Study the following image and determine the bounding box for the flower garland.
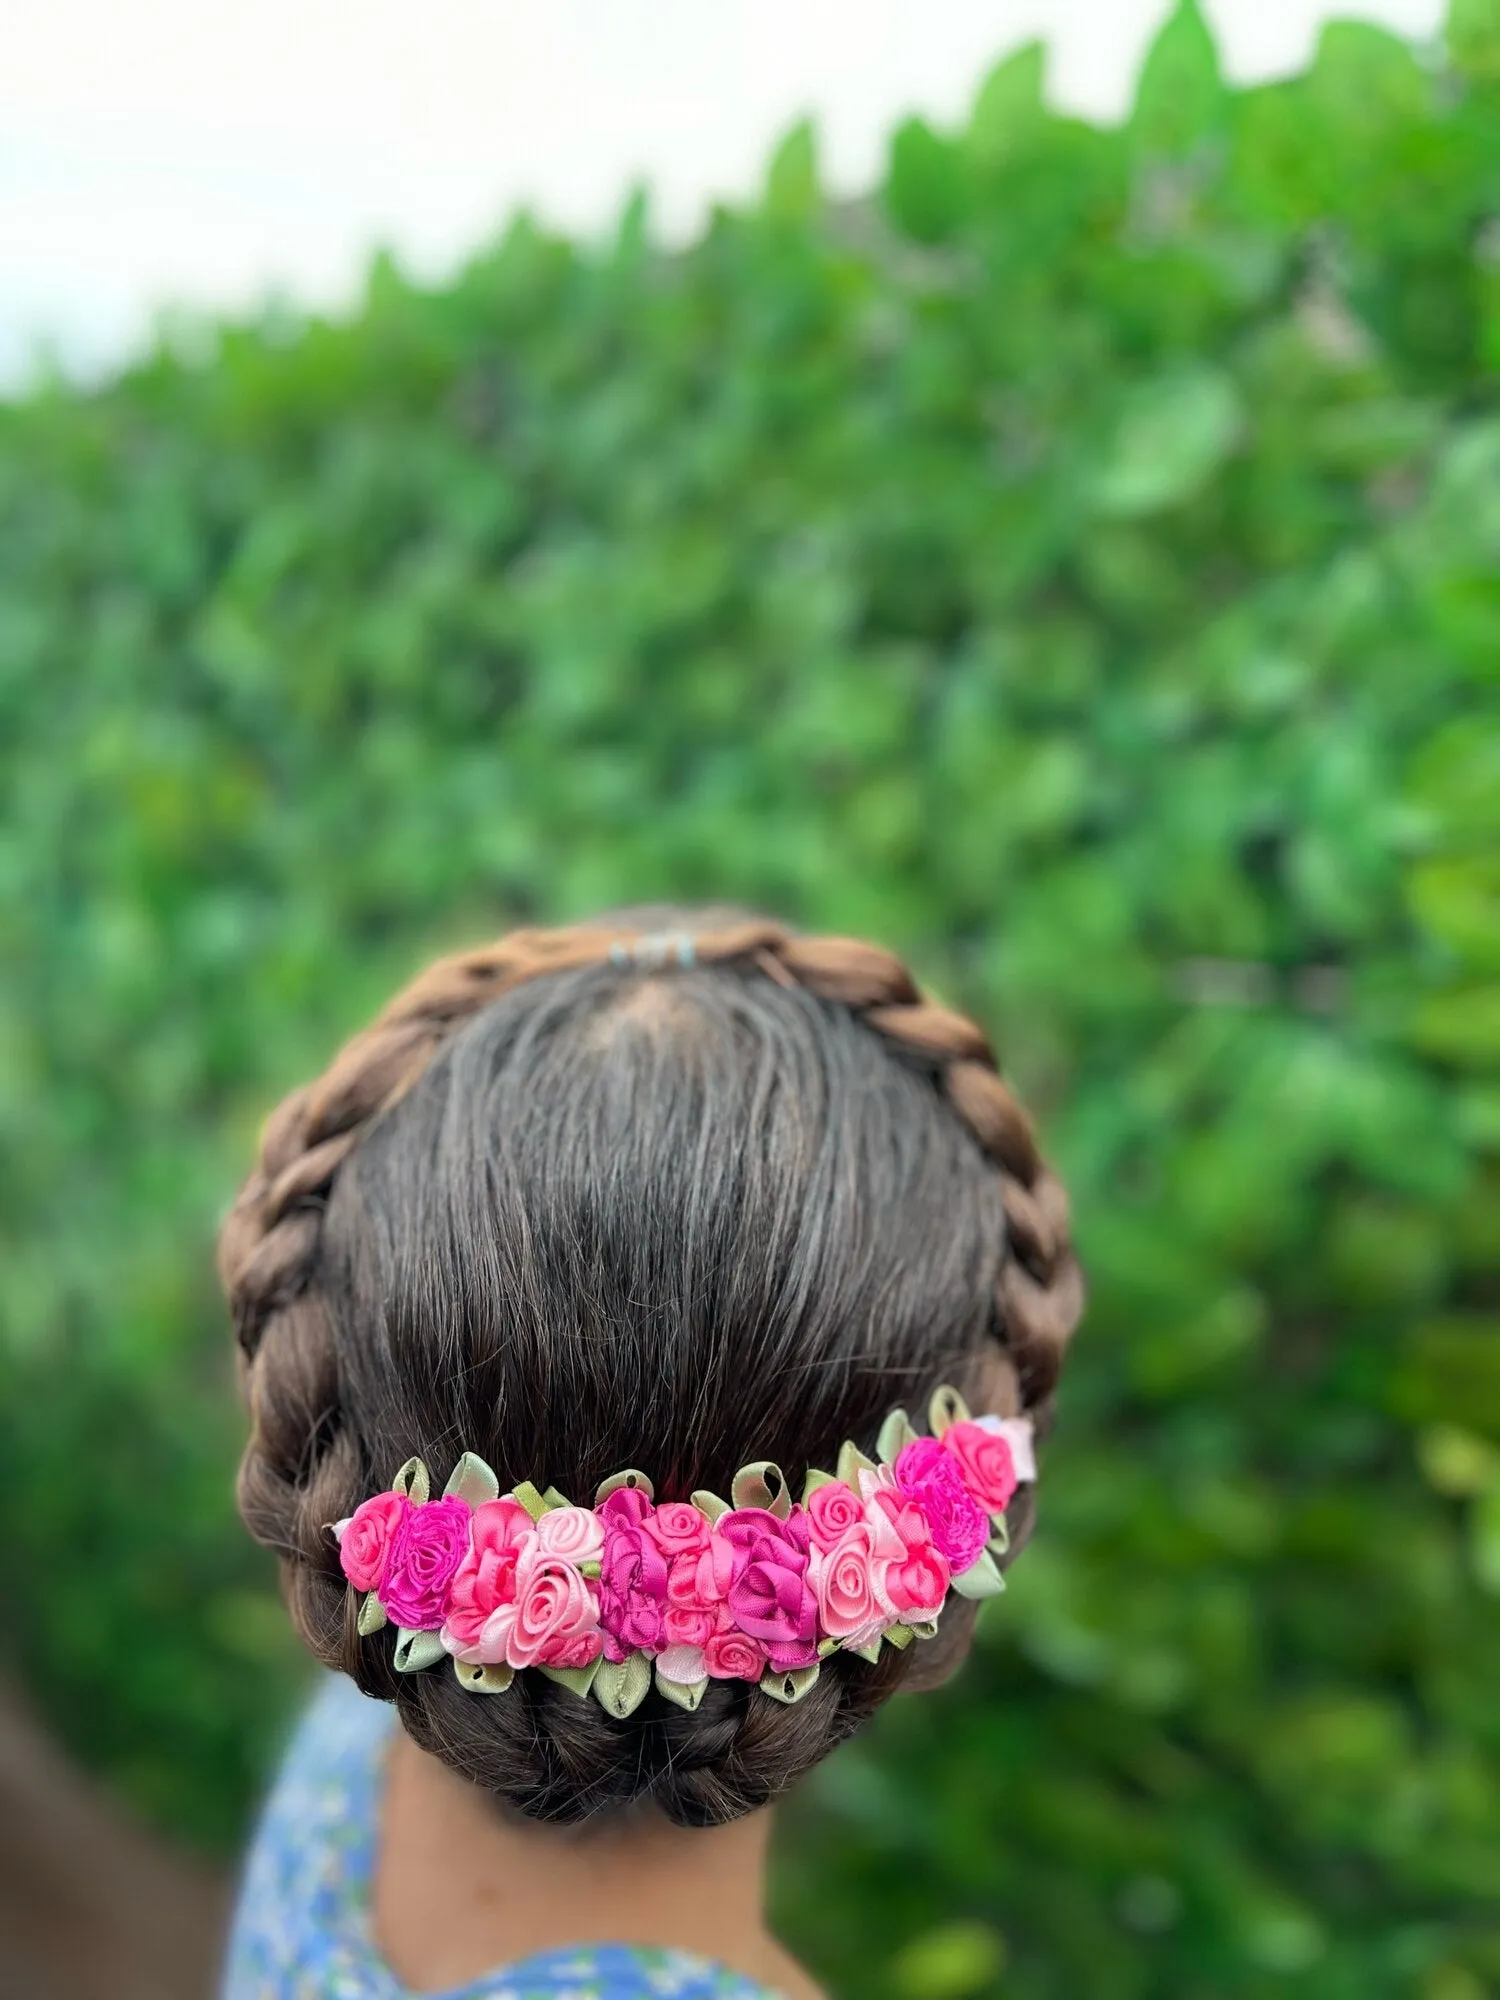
[334,1387,1035,1715]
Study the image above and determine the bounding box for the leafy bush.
[2,3,1498,1993]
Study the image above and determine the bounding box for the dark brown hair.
[218,915,1082,1825]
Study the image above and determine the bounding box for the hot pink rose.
[871,1488,951,1617]
[805,1480,865,1552]
[505,1542,603,1669]
[704,1629,768,1681]
[894,1438,990,1572]
[809,1521,895,1645]
[336,1491,409,1594]
[381,1495,473,1631]
[644,1502,712,1562]
[719,1507,818,1671]
[441,1497,535,1660]
[598,1488,669,1662]
[536,1505,604,1565]
[941,1420,1018,1515]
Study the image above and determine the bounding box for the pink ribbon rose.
[719,1507,818,1671]
[335,1490,409,1595]
[704,1629,768,1681]
[869,1487,951,1617]
[809,1520,896,1647]
[597,1486,669,1662]
[893,1437,990,1572]
[381,1495,474,1632]
[644,1502,712,1562]
[941,1419,1019,1516]
[805,1479,864,1552]
[536,1505,604,1565]
[505,1542,603,1670]
[441,1497,534,1661]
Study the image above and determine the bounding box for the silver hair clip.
[607,931,696,970]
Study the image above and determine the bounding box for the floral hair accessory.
[332,1386,1035,1715]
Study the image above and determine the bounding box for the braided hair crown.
[219,915,1083,1825]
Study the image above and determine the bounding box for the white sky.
[0,0,1444,388]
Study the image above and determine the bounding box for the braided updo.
[219,915,1082,1825]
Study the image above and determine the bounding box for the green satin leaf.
[655,1665,708,1711]
[906,1617,941,1641]
[393,1627,446,1673]
[877,1408,919,1465]
[730,1460,792,1519]
[452,1657,513,1695]
[578,1558,602,1579]
[391,1457,431,1504]
[846,1635,885,1664]
[927,1385,972,1438]
[761,1663,820,1705]
[594,1468,656,1508]
[691,1489,730,1522]
[594,1652,653,1718]
[883,1623,916,1650]
[837,1440,878,1488]
[357,1591,387,1637]
[443,1452,500,1507]
[801,1469,838,1504]
[988,1515,1011,1557]
[538,1659,601,1699]
[510,1480,548,1521]
[951,1550,1005,1600]
[541,1486,572,1512]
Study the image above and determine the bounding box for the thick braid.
[219,917,1079,1823]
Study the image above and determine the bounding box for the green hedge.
[2,3,1498,1993]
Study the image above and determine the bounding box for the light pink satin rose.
[975,1413,1037,1485]
[536,1505,604,1565]
[870,1488,951,1618]
[644,1502,712,1562]
[441,1497,535,1663]
[809,1521,896,1646]
[656,1641,708,1685]
[941,1420,1018,1515]
[504,1541,603,1670]
[335,1491,409,1594]
[805,1480,864,1552]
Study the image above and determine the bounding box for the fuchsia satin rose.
[381,1495,474,1631]
[536,1505,604,1565]
[597,1486,669,1662]
[809,1521,894,1646]
[894,1437,990,1572]
[441,1497,534,1660]
[336,1490,409,1594]
[941,1420,1018,1516]
[505,1543,603,1670]
[870,1488,951,1617]
[719,1507,818,1670]
[805,1479,864,1552]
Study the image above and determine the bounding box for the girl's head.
[220,913,1082,1826]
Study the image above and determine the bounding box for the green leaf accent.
[452,1658,513,1695]
[655,1664,708,1711]
[906,1618,941,1642]
[538,1659,601,1700]
[391,1457,430,1504]
[443,1452,499,1507]
[578,1558,602,1580]
[730,1460,792,1519]
[540,1486,572,1512]
[883,1624,916,1651]
[800,1469,838,1504]
[837,1440,878,1489]
[393,1627,446,1673]
[691,1489,731,1523]
[845,1636,885,1665]
[594,1652,653,1719]
[951,1550,1005,1601]
[816,1636,841,1659]
[761,1663,820,1705]
[593,1468,655,1509]
[988,1515,1011,1558]
[510,1480,548,1521]
[356,1591,387,1637]
[876,1408,918,1465]
[927,1387,972,1439]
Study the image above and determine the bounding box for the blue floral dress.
[223,1676,781,2000]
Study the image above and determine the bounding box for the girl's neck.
[374,1727,824,2000]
